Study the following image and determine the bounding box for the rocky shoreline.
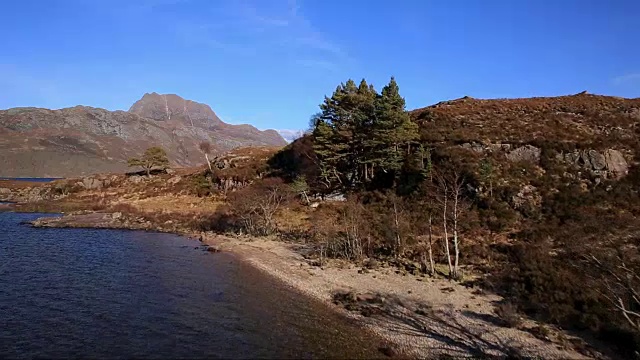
[25,210,596,359]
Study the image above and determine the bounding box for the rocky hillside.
[0,93,287,177]
[410,92,639,180]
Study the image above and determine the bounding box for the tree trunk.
[204,153,213,172]
[145,167,151,177]
[428,214,435,275]
[453,188,460,279]
[442,184,453,278]
[393,200,401,257]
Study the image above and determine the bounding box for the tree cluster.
[312,77,420,190]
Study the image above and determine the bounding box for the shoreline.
[23,210,598,359]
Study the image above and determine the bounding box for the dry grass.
[0,179,48,189]
[124,194,224,214]
[411,93,640,149]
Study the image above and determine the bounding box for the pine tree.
[311,77,418,191]
[313,79,379,188]
[311,115,339,188]
[354,79,378,182]
[372,77,419,179]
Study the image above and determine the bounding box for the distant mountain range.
[0,93,287,177]
[276,129,305,143]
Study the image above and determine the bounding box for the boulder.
[325,192,346,202]
[586,150,606,170]
[506,145,541,163]
[563,151,581,165]
[512,185,541,209]
[82,177,103,190]
[167,176,182,185]
[604,149,629,178]
[461,142,485,153]
[26,187,46,202]
[128,175,144,184]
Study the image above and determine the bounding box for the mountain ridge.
[0,93,287,177]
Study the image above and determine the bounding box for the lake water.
[0,177,61,182]
[0,212,383,359]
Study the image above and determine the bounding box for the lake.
[0,212,383,359]
[0,178,61,182]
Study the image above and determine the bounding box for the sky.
[1,0,639,132]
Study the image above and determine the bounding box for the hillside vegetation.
[245,81,640,357]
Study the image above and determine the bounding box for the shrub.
[495,302,522,328]
[226,177,293,236]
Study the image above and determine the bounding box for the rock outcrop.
[458,140,631,180]
[505,145,542,163]
[558,149,629,178]
[604,149,629,178]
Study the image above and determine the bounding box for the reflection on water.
[0,213,383,359]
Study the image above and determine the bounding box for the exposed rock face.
[458,139,632,181]
[129,93,224,128]
[0,93,286,177]
[559,149,629,178]
[604,149,629,178]
[585,150,606,170]
[505,145,542,163]
[82,177,103,190]
[129,93,286,146]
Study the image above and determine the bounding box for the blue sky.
[1,0,638,132]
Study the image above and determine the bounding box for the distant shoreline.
[0,177,62,182]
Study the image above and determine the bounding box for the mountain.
[0,93,287,177]
[276,129,305,143]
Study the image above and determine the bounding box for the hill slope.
[411,92,640,148]
[0,93,287,177]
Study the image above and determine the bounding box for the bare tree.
[586,247,640,332]
[199,141,213,173]
[450,171,466,279]
[435,170,467,279]
[426,210,436,275]
[228,178,291,236]
[436,173,454,278]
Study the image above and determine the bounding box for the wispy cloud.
[612,73,640,85]
[173,21,258,56]
[166,0,353,71]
